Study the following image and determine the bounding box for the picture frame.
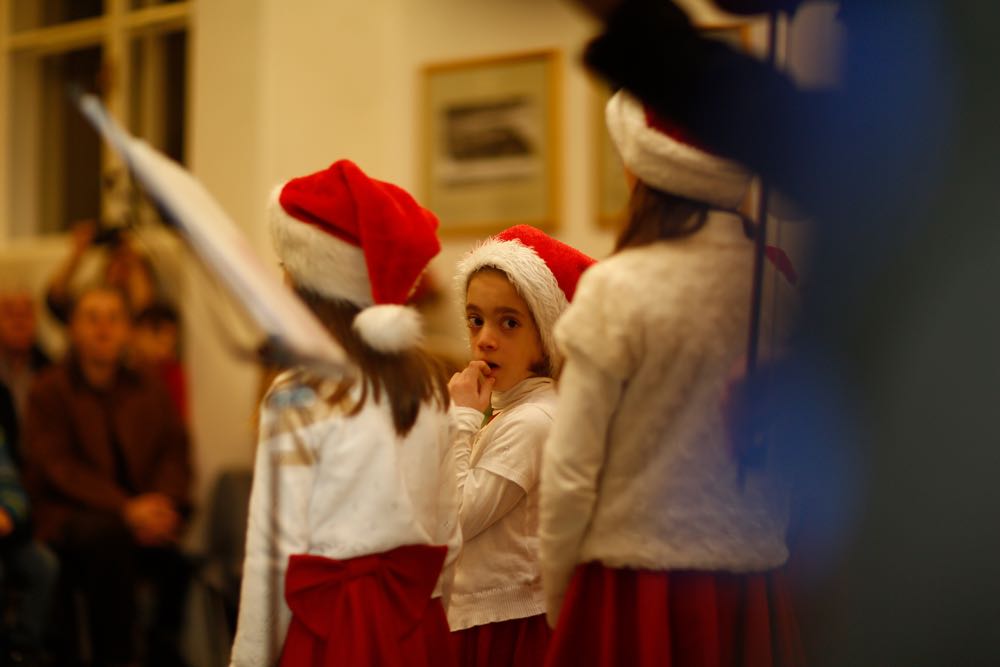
[421,50,560,236]
[594,23,753,227]
[593,78,630,228]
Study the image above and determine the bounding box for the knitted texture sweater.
[540,213,789,620]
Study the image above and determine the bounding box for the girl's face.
[465,270,544,392]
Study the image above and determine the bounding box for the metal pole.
[746,9,781,375]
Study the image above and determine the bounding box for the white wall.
[178,0,266,546]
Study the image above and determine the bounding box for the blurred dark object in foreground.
[712,0,803,14]
[576,0,1000,664]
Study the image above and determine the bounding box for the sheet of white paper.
[78,94,349,376]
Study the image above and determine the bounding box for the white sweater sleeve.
[436,416,464,604]
[460,469,527,540]
[540,265,636,626]
[539,356,623,626]
[230,402,323,667]
[450,405,528,541]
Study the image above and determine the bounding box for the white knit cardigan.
[540,212,790,623]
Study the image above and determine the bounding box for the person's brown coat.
[23,358,193,543]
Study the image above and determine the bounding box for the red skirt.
[545,563,804,667]
[279,544,457,667]
[452,614,551,667]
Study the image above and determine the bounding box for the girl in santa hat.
[447,226,595,667]
[230,160,461,667]
[540,91,802,667]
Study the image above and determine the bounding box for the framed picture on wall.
[594,78,630,228]
[421,50,559,236]
[594,23,753,228]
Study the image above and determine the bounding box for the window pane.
[10,0,104,32]
[128,30,187,226]
[129,30,187,164]
[8,47,103,238]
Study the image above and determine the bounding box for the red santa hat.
[269,159,440,353]
[455,225,596,374]
[605,90,752,210]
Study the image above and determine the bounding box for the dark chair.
[187,468,253,667]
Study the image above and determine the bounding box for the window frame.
[0,0,192,242]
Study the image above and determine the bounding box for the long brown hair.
[614,181,711,252]
[294,287,450,436]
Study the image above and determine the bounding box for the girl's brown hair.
[295,286,450,436]
[614,181,711,252]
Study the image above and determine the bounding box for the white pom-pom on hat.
[352,304,423,354]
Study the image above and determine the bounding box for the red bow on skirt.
[280,544,449,667]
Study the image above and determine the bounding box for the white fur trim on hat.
[606,91,752,210]
[268,185,373,306]
[455,238,569,374]
[352,304,423,353]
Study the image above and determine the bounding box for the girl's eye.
[501,318,520,330]
[466,315,483,328]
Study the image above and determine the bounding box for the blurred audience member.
[132,302,187,422]
[0,383,15,468]
[24,285,193,667]
[0,290,50,461]
[45,220,158,325]
[0,388,58,667]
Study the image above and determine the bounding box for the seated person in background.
[24,285,193,667]
[131,301,187,422]
[0,386,58,667]
[0,289,50,461]
[45,220,158,325]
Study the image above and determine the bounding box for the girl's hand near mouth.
[449,360,495,412]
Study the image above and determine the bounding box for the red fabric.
[278,160,441,306]
[643,106,712,154]
[279,545,456,667]
[452,614,552,667]
[158,360,188,422]
[494,225,596,302]
[764,246,799,286]
[545,563,804,667]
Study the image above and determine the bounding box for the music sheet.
[78,93,349,376]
